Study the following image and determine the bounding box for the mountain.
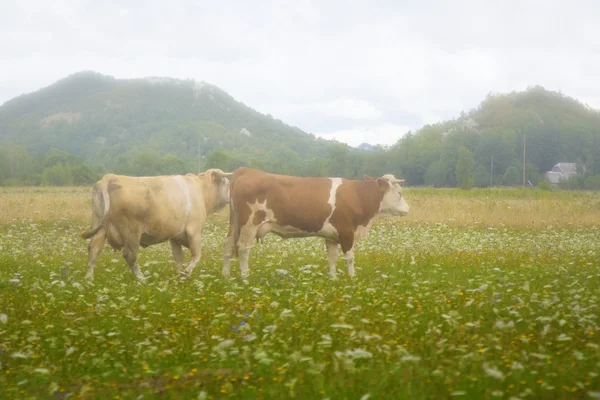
[357,143,376,151]
[0,71,345,174]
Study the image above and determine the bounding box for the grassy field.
[2,185,600,228]
[0,186,599,399]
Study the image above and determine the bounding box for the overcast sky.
[1,0,598,147]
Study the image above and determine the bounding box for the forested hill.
[1,72,600,190]
[0,71,346,178]
[391,86,600,188]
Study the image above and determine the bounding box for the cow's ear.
[376,178,390,192]
[208,169,233,183]
[364,174,375,181]
[205,170,221,183]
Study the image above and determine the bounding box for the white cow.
[81,169,232,281]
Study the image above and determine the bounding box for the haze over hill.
[1,72,600,190]
[0,71,352,171]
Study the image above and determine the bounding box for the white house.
[544,163,577,184]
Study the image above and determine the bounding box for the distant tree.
[246,158,265,171]
[114,156,132,175]
[503,166,521,186]
[455,146,474,190]
[559,174,585,190]
[538,179,552,191]
[72,164,98,185]
[227,157,246,171]
[1,145,34,182]
[0,148,8,185]
[584,175,600,190]
[44,148,83,168]
[525,162,541,185]
[474,132,516,177]
[425,160,448,187]
[159,154,187,175]
[304,157,328,177]
[203,151,232,171]
[473,164,490,188]
[131,150,160,176]
[42,164,73,186]
[327,145,351,177]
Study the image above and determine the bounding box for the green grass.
[1,218,599,399]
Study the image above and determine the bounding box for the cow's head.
[365,174,410,216]
[200,169,233,211]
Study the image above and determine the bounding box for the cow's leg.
[123,239,145,281]
[222,231,235,279]
[85,229,106,281]
[237,225,257,279]
[223,205,239,279]
[238,246,251,279]
[170,239,184,274]
[339,233,356,278]
[325,240,339,279]
[182,231,203,278]
[344,248,356,278]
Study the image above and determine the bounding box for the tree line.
[0,143,399,186]
[2,82,600,189]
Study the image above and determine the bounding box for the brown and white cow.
[222,167,409,279]
[80,169,232,281]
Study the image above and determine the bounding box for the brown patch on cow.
[253,210,266,225]
[328,179,386,252]
[231,168,332,233]
[330,180,384,227]
[337,232,354,253]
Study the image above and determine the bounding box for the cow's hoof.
[180,268,194,280]
[329,273,338,280]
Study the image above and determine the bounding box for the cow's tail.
[80,182,109,240]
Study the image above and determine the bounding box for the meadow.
[0,186,599,399]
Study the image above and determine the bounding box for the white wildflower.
[483,363,504,380]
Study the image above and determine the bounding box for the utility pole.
[490,154,494,187]
[522,133,527,187]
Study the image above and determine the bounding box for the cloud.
[310,97,383,121]
[1,0,599,147]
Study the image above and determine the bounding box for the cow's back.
[231,168,333,233]
[102,175,151,220]
[102,174,191,232]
